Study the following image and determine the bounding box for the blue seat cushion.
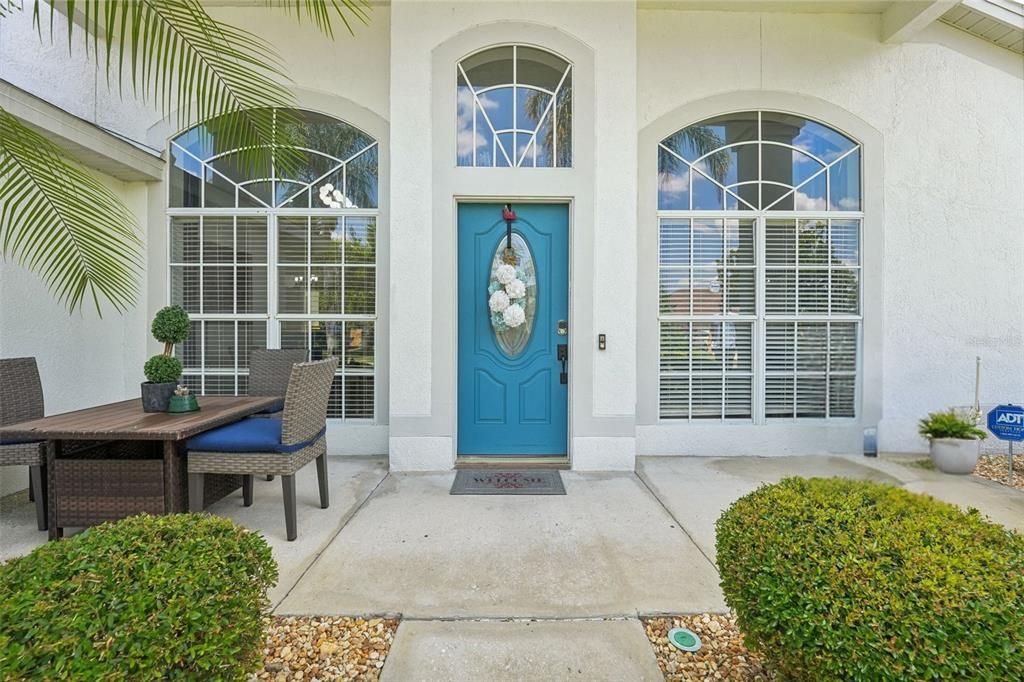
[0,438,42,446]
[187,417,324,454]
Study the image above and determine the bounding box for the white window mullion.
[754,215,766,425]
[512,44,517,169]
[198,216,205,317]
[232,216,239,394]
[719,320,727,420]
[268,214,280,349]
[687,219,694,420]
[792,321,800,420]
[825,221,834,418]
[306,216,313,317]
[757,111,763,211]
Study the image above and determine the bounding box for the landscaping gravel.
[254,616,399,681]
[975,454,1024,491]
[643,614,774,681]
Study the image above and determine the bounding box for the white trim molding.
[1,81,163,182]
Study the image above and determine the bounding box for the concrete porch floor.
[2,453,1021,680]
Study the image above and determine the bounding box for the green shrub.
[0,514,277,681]
[716,477,1024,681]
[144,353,183,384]
[919,409,987,440]
[151,304,191,346]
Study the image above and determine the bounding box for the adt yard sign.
[987,404,1024,442]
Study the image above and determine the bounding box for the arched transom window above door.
[457,45,572,168]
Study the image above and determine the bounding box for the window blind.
[659,218,756,420]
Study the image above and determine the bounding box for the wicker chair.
[249,348,308,482]
[249,349,308,414]
[0,358,47,530]
[187,357,338,541]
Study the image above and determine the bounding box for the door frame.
[453,196,574,463]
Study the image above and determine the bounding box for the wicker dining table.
[0,396,278,540]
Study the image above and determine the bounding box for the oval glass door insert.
[486,232,537,357]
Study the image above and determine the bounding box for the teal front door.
[457,203,569,456]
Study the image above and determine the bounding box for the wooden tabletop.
[0,396,279,441]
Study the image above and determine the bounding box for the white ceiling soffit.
[941,0,1024,53]
[882,1,960,42]
[0,81,164,182]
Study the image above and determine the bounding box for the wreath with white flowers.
[488,262,529,330]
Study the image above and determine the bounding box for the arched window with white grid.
[657,111,862,421]
[167,108,379,421]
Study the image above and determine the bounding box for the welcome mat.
[450,469,566,495]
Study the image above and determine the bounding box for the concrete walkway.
[3,453,1021,680]
[276,471,724,618]
[0,456,390,608]
[379,619,663,682]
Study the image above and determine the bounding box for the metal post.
[1009,441,1014,484]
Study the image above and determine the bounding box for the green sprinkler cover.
[667,627,702,652]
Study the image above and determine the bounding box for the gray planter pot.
[141,382,177,413]
[929,437,981,475]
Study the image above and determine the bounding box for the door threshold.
[456,456,570,470]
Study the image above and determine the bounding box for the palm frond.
[0,1,20,18]
[264,0,371,38]
[0,108,143,315]
[659,126,731,183]
[43,0,304,176]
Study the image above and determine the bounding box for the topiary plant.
[918,409,988,440]
[144,305,190,384]
[716,477,1024,681]
[0,513,277,680]
[151,305,191,355]
[144,354,183,384]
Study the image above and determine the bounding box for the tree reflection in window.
[457,45,572,168]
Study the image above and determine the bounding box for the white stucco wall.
[0,4,393,145]
[200,5,391,126]
[0,174,149,497]
[636,10,1024,455]
[0,7,162,146]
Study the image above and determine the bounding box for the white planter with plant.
[918,410,987,475]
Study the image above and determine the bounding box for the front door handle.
[557,343,568,384]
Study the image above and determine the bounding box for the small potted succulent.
[918,409,987,474]
[167,384,199,413]
[141,305,190,412]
